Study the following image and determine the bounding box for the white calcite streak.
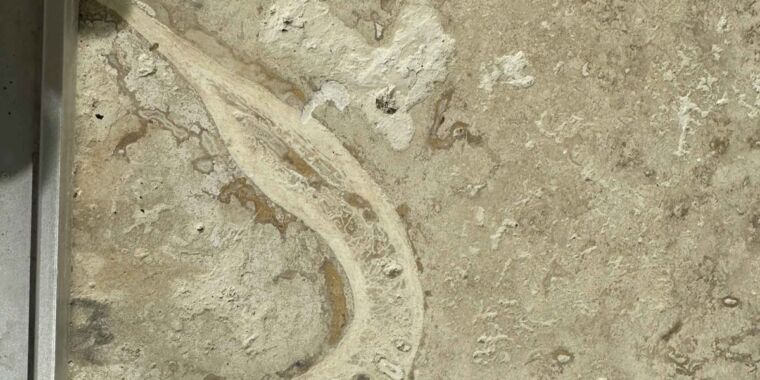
[259,0,455,151]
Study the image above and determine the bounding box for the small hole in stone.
[375,95,398,115]
[722,296,740,307]
[352,374,370,380]
[95,113,104,120]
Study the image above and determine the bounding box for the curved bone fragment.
[98,1,424,378]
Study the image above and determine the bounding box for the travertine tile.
[71,1,760,379]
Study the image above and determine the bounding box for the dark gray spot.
[69,298,114,364]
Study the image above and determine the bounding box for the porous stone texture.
[71,0,760,379]
[71,7,336,379]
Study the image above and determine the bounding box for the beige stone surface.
[71,0,760,379]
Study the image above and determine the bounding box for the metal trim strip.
[34,0,77,378]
